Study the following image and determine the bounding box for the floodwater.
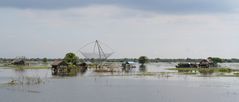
[1,63,239,102]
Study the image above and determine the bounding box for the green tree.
[208,57,223,64]
[138,56,148,65]
[64,52,79,65]
[42,58,48,63]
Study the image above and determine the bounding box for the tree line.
[1,57,239,63]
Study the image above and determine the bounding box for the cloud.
[0,0,239,14]
[1,5,239,58]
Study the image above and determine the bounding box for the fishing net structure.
[79,40,114,64]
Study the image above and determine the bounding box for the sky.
[0,0,239,59]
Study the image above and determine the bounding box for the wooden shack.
[11,59,25,65]
[51,60,68,75]
[199,59,215,68]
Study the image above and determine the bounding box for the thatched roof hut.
[11,59,25,65]
[51,61,68,75]
[199,59,215,68]
[52,60,66,66]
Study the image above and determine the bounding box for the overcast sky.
[0,0,239,58]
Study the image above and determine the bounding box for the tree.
[208,57,223,64]
[138,56,148,65]
[64,52,79,65]
[43,58,48,63]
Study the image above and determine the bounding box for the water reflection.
[122,67,134,73]
[80,67,88,74]
[198,69,214,75]
[139,65,147,72]
[14,68,25,72]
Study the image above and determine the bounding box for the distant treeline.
[106,58,239,63]
[1,58,239,63]
[0,58,60,63]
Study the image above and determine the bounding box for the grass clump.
[217,68,232,73]
[198,69,214,74]
[135,72,156,76]
[233,73,239,76]
[168,68,233,74]
[7,76,44,86]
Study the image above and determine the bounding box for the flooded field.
[1,63,239,102]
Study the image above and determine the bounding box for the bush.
[138,56,148,65]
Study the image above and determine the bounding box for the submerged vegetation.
[135,72,171,77]
[7,76,44,86]
[167,68,239,76]
[168,68,233,73]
